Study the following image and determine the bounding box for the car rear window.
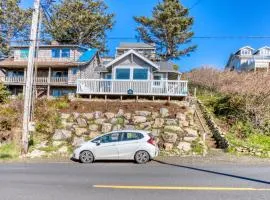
[122,132,144,141]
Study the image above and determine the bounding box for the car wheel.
[134,150,150,164]
[79,151,94,163]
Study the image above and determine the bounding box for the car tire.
[79,150,94,163]
[134,150,150,164]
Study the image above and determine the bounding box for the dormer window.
[260,49,270,55]
[241,49,251,55]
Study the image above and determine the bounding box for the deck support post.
[105,95,107,102]
[168,96,171,101]
[136,95,138,102]
[120,95,123,101]
[89,94,92,100]
[152,96,155,101]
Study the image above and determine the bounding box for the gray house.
[77,43,188,98]
[0,42,100,97]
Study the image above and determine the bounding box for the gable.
[105,49,159,70]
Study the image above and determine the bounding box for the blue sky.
[22,0,270,72]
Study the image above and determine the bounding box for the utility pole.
[22,0,41,154]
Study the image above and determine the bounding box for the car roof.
[109,130,150,134]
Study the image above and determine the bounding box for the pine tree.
[134,0,196,60]
[0,0,32,55]
[44,0,114,52]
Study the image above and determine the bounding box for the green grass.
[0,143,20,160]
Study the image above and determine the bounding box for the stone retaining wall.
[197,99,229,149]
[28,101,203,158]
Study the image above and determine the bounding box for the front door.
[94,132,121,160]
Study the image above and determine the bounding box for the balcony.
[77,79,188,97]
[3,76,75,85]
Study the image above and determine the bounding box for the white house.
[226,46,270,72]
[77,43,188,97]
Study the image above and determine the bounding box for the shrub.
[0,83,10,103]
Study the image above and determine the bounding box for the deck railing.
[77,79,188,96]
[4,76,73,85]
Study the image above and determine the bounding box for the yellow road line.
[93,185,270,191]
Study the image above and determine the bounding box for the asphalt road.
[0,159,270,200]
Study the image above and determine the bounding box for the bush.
[0,83,9,103]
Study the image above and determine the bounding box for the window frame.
[61,48,71,58]
[115,68,131,80]
[120,132,144,142]
[100,132,121,144]
[133,68,148,80]
[20,49,29,59]
[52,49,61,58]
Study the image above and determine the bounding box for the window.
[100,133,121,143]
[133,68,148,80]
[20,49,29,58]
[52,49,61,58]
[153,74,163,87]
[116,68,130,80]
[122,132,144,141]
[61,48,70,58]
[105,73,112,79]
[72,67,78,75]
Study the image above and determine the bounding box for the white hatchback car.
[73,130,159,164]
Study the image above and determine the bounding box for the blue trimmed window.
[133,69,148,80]
[116,68,130,80]
[61,48,70,58]
[72,67,78,75]
[52,49,61,58]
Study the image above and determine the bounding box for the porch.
[77,79,188,97]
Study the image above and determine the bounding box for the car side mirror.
[96,140,101,146]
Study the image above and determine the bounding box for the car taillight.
[147,138,156,146]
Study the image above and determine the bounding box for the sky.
[21,0,270,72]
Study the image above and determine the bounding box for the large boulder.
[72,112,80,119]
[160,108,169,117]
[135,111,151,117]
[52,141,64,147]
[153,118,164,128]
[102,123,112,133]
[112,124,122,131]
[165,119,178,126]
[152,112,159,119]
[75,128,88,136]
[82,113,94,120]
[61,113,70,120]
[104,112,115,119]
[183,137,197,142]
[94,111,103,119]
[133,116,147,124]
[89,131,100,139]
[124,113,132,120]
[89,124,99,132]
[164,126,183,133]
[76,118,88,128]
[116,109,125,117]
[176,113,186,121]
[177,142,191,152]
[180,120,189,127]
[162,132,178,143]
[151,129,161,137]
[124,125,135,130]
[72,137,85,147]
[163,143,174,151]
[184,128,198,137]
[95,118,107,125]
[53,129,72,141]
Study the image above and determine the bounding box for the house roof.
[118,42,155,49]
[155,61,181,73]
[105,49,160,70]
[235,46,255,54]
[253,46,270,54]
[78,49,98,62]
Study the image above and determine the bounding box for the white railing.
[4,76,70,84]
[77,79,188,96]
